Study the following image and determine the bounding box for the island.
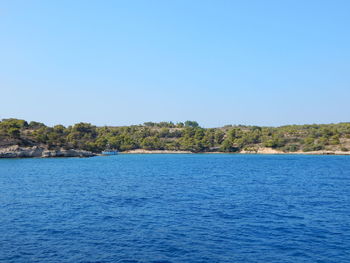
[0,119,350,158]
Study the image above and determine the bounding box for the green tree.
[184,120,199,128]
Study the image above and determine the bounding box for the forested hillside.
[1,118,350,153]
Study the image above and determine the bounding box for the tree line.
[1,118,350,153]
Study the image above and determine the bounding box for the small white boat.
[101,150,118,155]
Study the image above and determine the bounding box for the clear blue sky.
[1,0,349,127]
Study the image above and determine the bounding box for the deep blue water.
[0,154,350,263]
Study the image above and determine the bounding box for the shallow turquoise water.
[0,154,350,262]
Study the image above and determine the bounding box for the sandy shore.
[122,149,192,154]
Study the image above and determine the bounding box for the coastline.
[0,146,96,158]
[121,149,192,154]
[1,146,350,158]
[120,149,350,155]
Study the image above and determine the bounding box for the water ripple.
[0,154,350,262]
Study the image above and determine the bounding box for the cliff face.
[0,146,96,158]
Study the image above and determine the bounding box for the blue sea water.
[0,154,350,263]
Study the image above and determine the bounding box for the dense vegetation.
[1,118,350,153]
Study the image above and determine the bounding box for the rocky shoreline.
[239,147,350,155]
[0,146,96,158]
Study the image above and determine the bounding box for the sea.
[0,154,349,263]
